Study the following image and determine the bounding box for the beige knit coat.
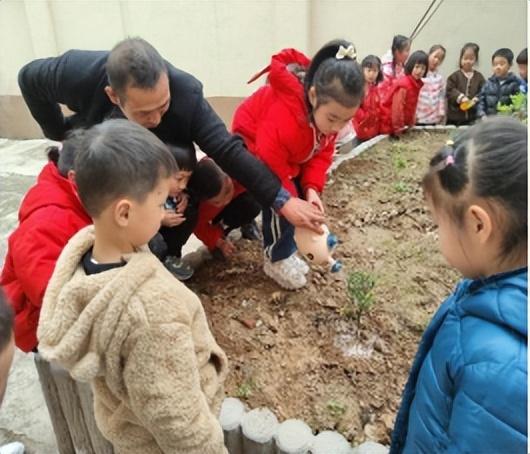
[37,226,229,454]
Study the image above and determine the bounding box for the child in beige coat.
[37,119,228,454]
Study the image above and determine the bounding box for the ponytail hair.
[304,39,364,110]
[391,35,411,68]
[423,117,527,261]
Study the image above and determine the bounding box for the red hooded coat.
[232,49,336,196]
[380,75,424,135]
[352,83,382,140]
[1,162,91,352]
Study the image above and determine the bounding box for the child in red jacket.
[0,136,91,352]
[232,40,364,289]
[380,50,428,136]
[188,159,261,259]
[353,55,383,141]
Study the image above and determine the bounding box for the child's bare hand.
[305,188,325,214]
[216,238,236,258]
[176,193,189,213]
[161,210,186,227]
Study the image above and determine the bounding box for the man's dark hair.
[106,37,167,98]
[405,50,429,75]
[492,48,514,66]
[166,143,197,172]
[188,159,226,200]
[0,289,14,352]
[516,48,527,65]
[74,119,177,217]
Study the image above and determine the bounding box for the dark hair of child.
[304,39,364,110]
[45,129,85,177]
[361,55,383,84]
[0,288,14,352]
[166,143,197,172]
[492,48,514,66]
[392,35,411,55]
[459,42,480,67]
[74,119,177,217]
[423,116,527,262]
[516,48,527,65]
[404,51,429,75]
[429,44,446,57]
[187,159,226,200]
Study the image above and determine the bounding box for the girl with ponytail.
[232,40,364,289]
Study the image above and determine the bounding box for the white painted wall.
[0,0,527,97]
[0,0,310,97]
[311,0,527,80]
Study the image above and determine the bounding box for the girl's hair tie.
[336,44,357,60]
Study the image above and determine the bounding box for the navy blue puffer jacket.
[391,267,527,454]
[476,72,522,117]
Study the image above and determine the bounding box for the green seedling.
[344,271,376,328]
[236,378,256,399]
[393,181,409,193]
[327,399,347,418]
[393,155,407,170]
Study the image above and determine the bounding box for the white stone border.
[219,397,387,454]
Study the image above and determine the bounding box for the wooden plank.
[76,381,115,454]
[50,362,95,453]
[33,354,76,454]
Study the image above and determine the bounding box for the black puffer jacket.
[18,50,281,207]
[476,72,522,117]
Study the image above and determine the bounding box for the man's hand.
[279,197,325,234]
[161,210,186,227]
[305,188,325,214]
[216,238,236,258]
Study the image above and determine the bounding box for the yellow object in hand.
[459,99,475,111]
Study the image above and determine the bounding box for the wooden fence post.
[33,354,114,454]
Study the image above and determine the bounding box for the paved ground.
[0,138,203,453]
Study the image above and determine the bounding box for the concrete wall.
[0,0,526,138]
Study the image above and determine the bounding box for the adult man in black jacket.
[18,37,324,235]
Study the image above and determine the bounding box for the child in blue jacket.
[391,116,527,453]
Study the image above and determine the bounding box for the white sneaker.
[292,254,310,275]
[0,442,25,454]
[263,255,307,290]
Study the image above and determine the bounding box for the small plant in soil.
[327,399,347,418]
[236,378,257,399]
[393,181,410,193]
[393,155,408,171]
[343,271,376,328]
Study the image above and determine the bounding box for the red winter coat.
[1,162,91,352]
[232,49,336,196]
[352,83,381,140]
[380,75,424,135]
[194,179,246,251]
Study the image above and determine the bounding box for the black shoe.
[240,220,261,240]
